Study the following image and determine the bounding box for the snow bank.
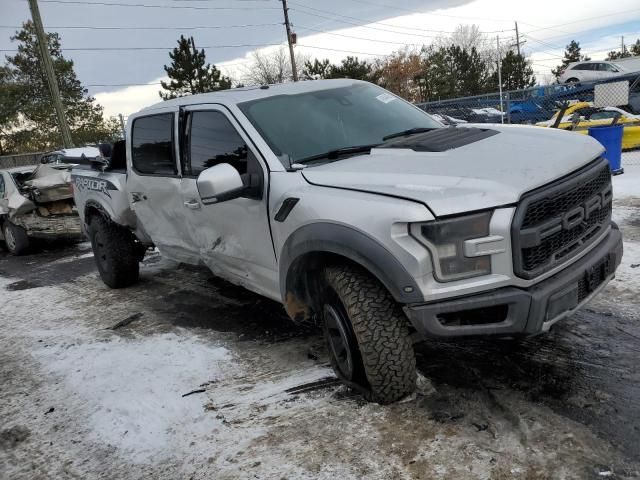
[613,164,640,199]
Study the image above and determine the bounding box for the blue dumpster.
[588,124,624,175]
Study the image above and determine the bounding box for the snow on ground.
[613,162,640,199]
[1,164,639,479]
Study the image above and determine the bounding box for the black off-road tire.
[323,265,417,404]
[89,215,140,288]
[3,221,30,256]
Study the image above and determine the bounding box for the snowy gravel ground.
[0,164,639,480]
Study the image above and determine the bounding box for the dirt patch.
[0,426,30,449]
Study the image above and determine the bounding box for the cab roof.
[137,78,363,115]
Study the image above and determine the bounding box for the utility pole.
[515,21,521,57]
[281,0,298,82]
[27,0,73,148]
[621,35,625,55]
[497,35,504,124]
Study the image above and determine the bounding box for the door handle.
[184,199,201,210]
[131,192,146,203]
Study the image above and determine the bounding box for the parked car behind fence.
[418,72,640,127]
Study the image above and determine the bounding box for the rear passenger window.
[0,175,5,198]
[187,111,249,177]
[132,113,177,175]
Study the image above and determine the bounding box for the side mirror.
[196,163,245,204]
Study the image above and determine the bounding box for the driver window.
[0,175,5,198]
[186,111,252,177]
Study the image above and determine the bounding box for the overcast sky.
[2,0,640,118]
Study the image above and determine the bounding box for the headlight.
[411,211,493,282]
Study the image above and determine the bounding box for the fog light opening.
[437,304,509,327]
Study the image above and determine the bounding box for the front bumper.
[404,226,623,338]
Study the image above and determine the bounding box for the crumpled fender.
[7,190,35,218]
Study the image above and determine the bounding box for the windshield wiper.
[382,127,437,141]
[297,144,381,164]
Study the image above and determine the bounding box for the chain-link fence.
[622,150,640,166]
[0,152,43,169]
[416,72,640,165]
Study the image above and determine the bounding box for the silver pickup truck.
[72,79,622,403]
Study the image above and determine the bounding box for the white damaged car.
[0,164,83,255]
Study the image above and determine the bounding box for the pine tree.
[422,45,490,100]
[608,38,640,59]
[492,50,536,90]
[0,22,120,154]
[302,58,332,80]
[160,35,231,100]
[330,56,372,80]
[552,40,591,80]
[302,56,372,81]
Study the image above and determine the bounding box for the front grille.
[512,159,612,279]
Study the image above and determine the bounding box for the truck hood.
[301,125,605,217]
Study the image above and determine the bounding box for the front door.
[179,106,279,299]
[126,112,200,264]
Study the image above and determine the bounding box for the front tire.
[323,265,416,404]
[89,215,140,288]
[3,221,30,256]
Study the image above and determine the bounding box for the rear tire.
[3,221,30,256]
[323,265,416,404]
[89,215,140,288]
[565,77,579,85]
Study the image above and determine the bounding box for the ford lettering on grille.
[511,159,612,279]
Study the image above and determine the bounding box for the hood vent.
[381,127,499,152]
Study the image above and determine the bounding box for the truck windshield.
[238,83,442,164]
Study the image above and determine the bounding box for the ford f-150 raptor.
[72,79,622,403]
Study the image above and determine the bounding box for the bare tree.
[242,47,308,85]
[435,24,498,66]
[372,48,423,102]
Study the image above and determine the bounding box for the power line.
[0,23,282,31]
[291,6,480,41]
[342,0,514,23]
[0,43,282,52]
[38,0,281,10]
[297,25,435,43]
[290,3,512,41]
[523,34,566,52]
[296,44,382,56]
[87,82,162,87]
[290,2,510,35]
[526,25,640,45]
[520,8,640,36]
[530,45,629,62]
